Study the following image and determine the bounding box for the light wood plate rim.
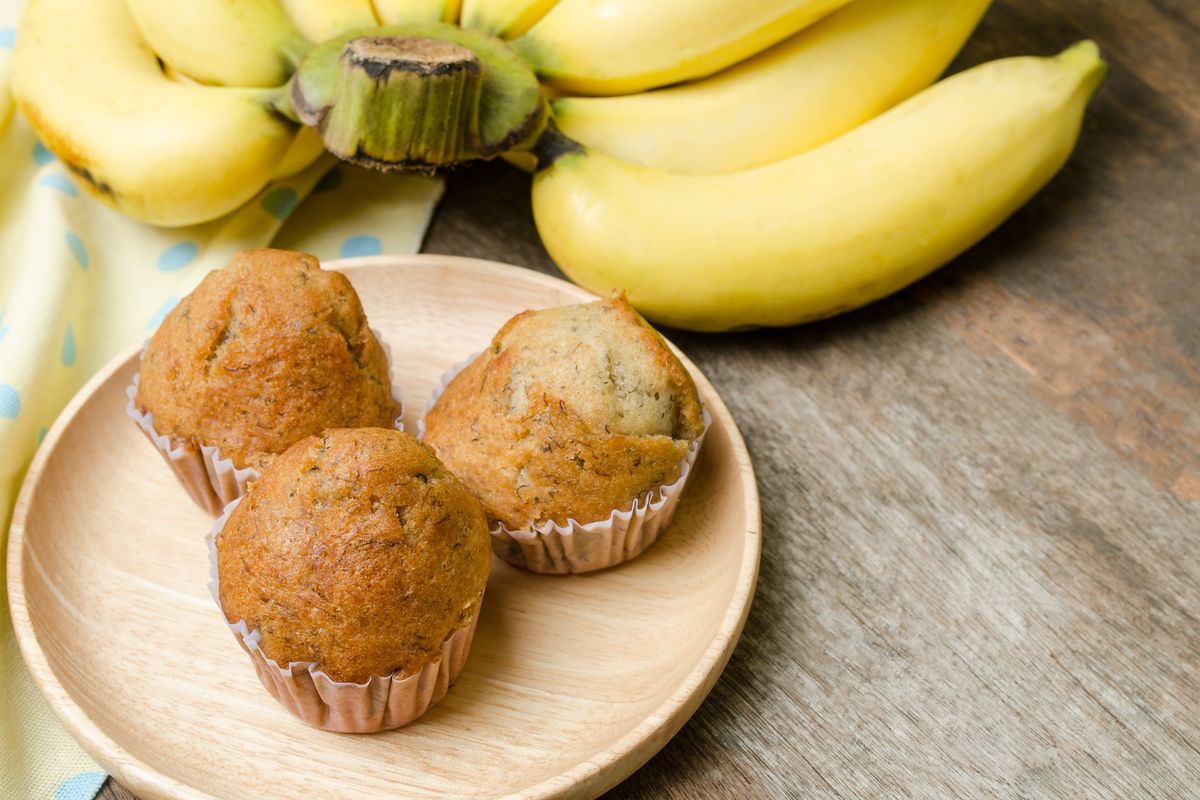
[7,254,761,800]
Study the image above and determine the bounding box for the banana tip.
[1059,40,1107,87]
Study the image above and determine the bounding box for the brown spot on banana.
[17,100,116,198]
[64,163,116,198]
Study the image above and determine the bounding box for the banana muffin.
[214,427,491,730]
[422,294,706,571]
[131,248,398,512]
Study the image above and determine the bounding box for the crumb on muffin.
[422,294,704,529]
[136,248,397,470]
[216,427,491,684]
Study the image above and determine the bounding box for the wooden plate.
[7,255,760,800]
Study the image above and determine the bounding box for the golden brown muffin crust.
[422,295,705,529]
[217,428,491,684]
[136,248,397,470]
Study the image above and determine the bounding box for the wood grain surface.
[99,0,1199,797]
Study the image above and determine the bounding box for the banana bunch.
[11,0,461,226]
[535,43,1106,330]
[12,0,1105,330]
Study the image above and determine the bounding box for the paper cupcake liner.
[127,328,403,516]
[418,351,711,574]
[125,375,258,516]
[207,499,480,733]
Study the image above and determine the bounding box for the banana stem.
[298,35,485,168]
[530,121,584,172]
[288,22,545,171]
[278,33,317,72]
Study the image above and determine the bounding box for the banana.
[13,0,296,226]
[373,0,462,24]
[277,0,379,41]
[552,0,991,174]
[513,0,854,96]
[0,48,12,132]
[532,43,1106,332]
[126,0,309,87]
[460,0,559,38]
[272,126,329,179]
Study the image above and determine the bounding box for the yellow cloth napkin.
[0,2,444,795]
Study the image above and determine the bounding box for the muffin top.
[217,427,491,683]
[136,248,397,470]
[422,294,705,529]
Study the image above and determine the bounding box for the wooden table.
[101,1,1199,796]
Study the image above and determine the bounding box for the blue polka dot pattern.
[260,187,300,220]
[157,241,198,272]
[53,771,107,800]
[146,295,179,331]
[0,384,20,419]
[340,235,382,258]
[37,174,79,196]
[61,323,77,367]
[315,167,343,193]
[32,141,55,165]
[0,28,14,49]
[65,232,89,271]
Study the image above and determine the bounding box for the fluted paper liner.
[418,351,711,574]
[126,375,259,515]
[126,328,403,516]
[207,498,480,733]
